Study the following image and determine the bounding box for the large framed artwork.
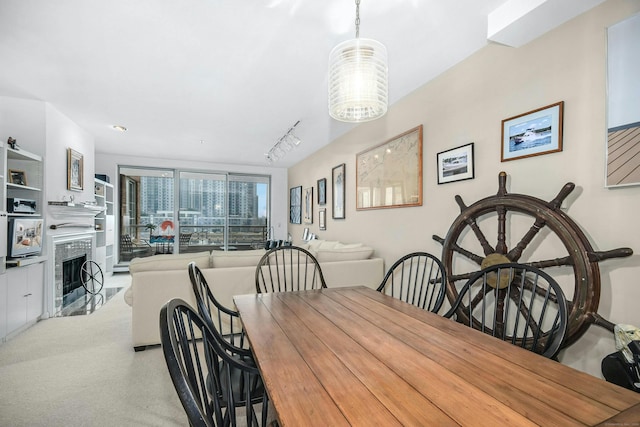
[303,186,313,224]
[356,125,422,210]
[67,148,84,191]
[332,163,345,219]
[289,186,302,224]
[606,13,640,187]
[437,143,475,184]
[501,102,563,162]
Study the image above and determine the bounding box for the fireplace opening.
[62,255,87,307]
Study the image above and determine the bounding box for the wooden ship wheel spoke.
[433,172,633,348]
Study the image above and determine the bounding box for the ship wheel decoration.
[433,172,632,348]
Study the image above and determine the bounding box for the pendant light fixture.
[328,0,388,123]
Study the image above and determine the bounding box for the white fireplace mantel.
[44,230,96,318]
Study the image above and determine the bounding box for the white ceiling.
[0,0,602,167]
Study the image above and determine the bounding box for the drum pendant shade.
[328,37,388,123]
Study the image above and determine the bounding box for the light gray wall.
[288,0,640,378]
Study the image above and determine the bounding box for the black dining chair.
[188,261,247,349]
[444,263,568,359]
[255,246,327,293]
[377,252,447,313]
[159,298,273,427]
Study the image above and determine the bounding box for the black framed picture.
[436,142,475,184]
[289,186,302,224]
[332,164,345,219]
[317,178,327,205]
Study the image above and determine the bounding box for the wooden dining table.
[234,286,640,426]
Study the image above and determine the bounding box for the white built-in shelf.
[7,183,41,192]
[6,255,48,267]
[6,147,42,162]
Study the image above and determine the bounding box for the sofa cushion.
[210,249,266,268]
[316,245,374,262]
[128,251,211,273]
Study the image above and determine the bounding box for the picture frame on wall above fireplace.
[67,148,84,191]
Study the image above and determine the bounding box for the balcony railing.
[121,224,267,256]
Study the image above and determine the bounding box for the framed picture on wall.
[437,143,475,184]
[289,186,302,224]
[303,186,313,224]
[501,101,564,162]
[356,125,423,210]
[332,164,345,219]
[67,148,84,191]
[317,178,327,205]
[606,13,640,187]
[319,208,326,230]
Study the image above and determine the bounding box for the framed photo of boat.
[356,125,423,210]
[501,101,564,162]
[437,143,474,184]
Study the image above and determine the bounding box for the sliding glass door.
[117,166,269,265]
[178,172,269,252]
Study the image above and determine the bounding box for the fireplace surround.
[46,231,96,317]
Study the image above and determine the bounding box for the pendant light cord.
[355,0,360,38]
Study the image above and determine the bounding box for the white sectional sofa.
[125,241,384,351]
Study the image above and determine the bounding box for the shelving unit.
[94,178,114,273]
[1,144,46,342]
[6,147,43,217]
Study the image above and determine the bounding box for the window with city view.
[118,167,269,264]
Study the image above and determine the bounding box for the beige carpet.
[0,274,186,426]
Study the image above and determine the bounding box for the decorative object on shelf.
[49,223,96,229]
[319,208,327,231]
[501,101,564,162]
[317,178,327,205]
[606,14,640,187]
[328,0,388,123]
[145,223,157,234]
[289,185,302,224]
[264,120,301,164]
[303,186,313,224]
[356,125,423,210]
[8,169,27,186]
[437,142,475,185]
[332,163,346,219]
[7,136,17,149]
[67,148,84,191]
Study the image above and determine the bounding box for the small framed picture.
[437,143,475,184]
[289,186,302,224]
[67,148,84,191]
[303,186,313,224]
[501,101,564,162]
[319,208,326,231]
[317,178,327,205]
[332,164,346,219]
[9,169,27,186]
